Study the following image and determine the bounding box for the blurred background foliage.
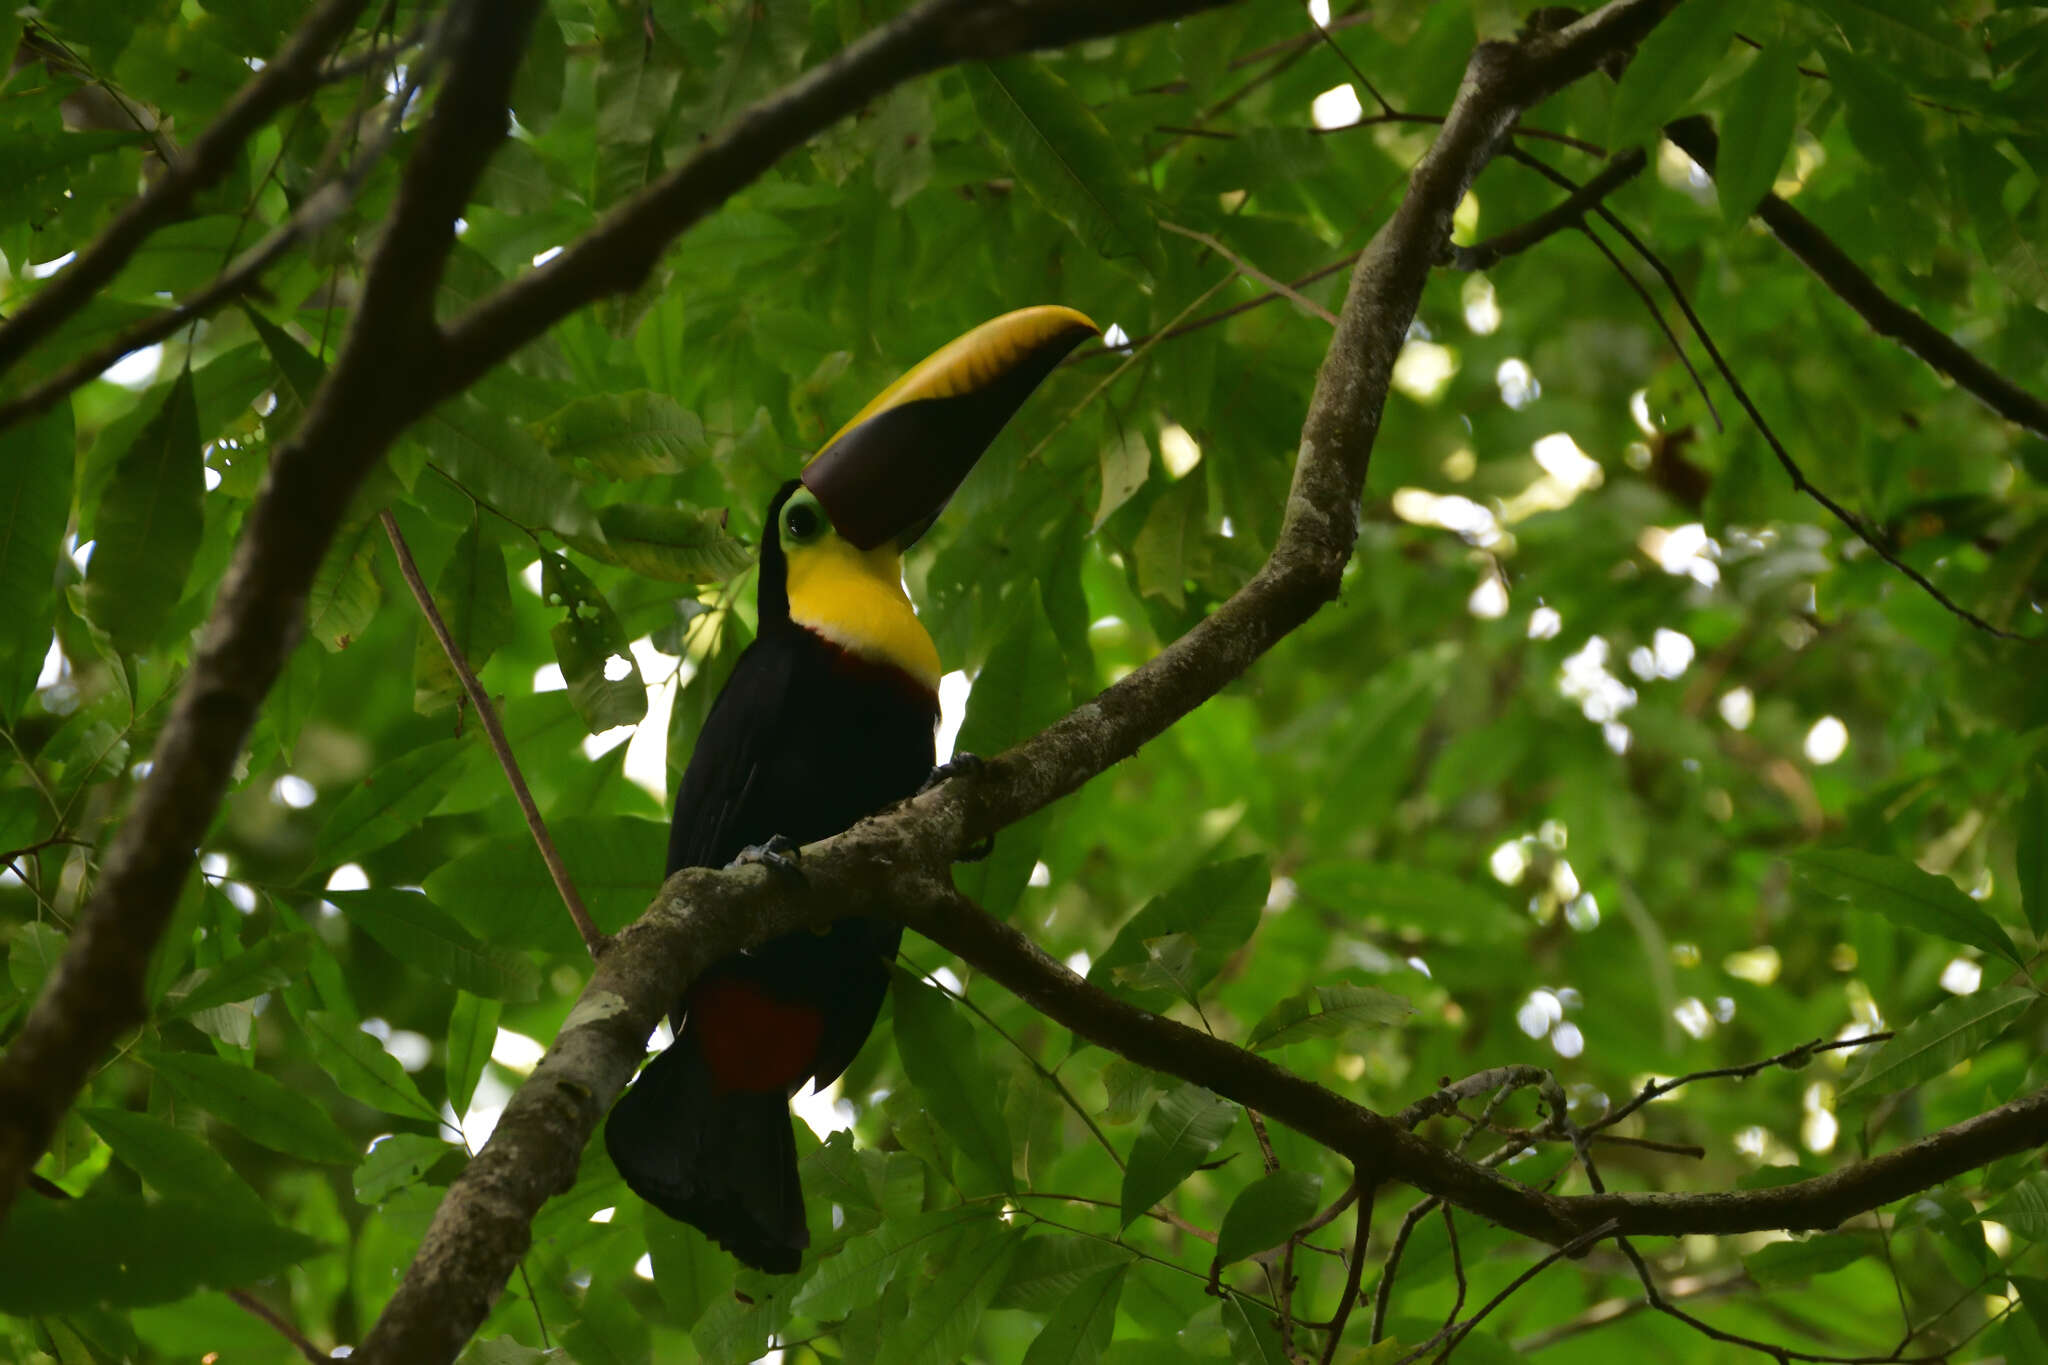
[1,0,2046,1361]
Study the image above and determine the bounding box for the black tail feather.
[604,1040,807,1275]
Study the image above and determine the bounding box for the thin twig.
[1163,222,1340,325]
[1450,147,1646,271]
[1317,1177,1373,1365]
[378,510,608,958]
[1398,1220,1622,1365]
[1509,145,2030,641]
[1584,1033,1891,1137]
[226,1289,332,1364]
[0,0,370,383]
[1663,116,2048,443]
[1580,209,1724,429]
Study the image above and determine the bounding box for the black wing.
[665,631,797,876]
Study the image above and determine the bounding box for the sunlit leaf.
[301,1010,441,1123]
[1608,0,1750,149]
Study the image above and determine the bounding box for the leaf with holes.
[543,550,646,733]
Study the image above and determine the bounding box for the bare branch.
[0,0,370,381]
[1665,115,2048,443]
[379,510,609,958]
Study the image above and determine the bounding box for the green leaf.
[543,550,646,734]
[414,520,516,712]
[328,888,541,1002]
[1220,1293,1288,1364]
[1743,1233,1871,1285]
[82,369,202,651]
[78,1107,268,1222]
[565,502,751,583]
[243,306,327,443]
[9,921,66,997]
[1987,1173,2048,1241]
[537,390,708,478]
[1090,856,1269,1005]
[1795,849,2024,966]
[1247,984,1411,1051]
[355,1133,456,1204]
[1120,1083,1237,1228]
[1841,987,2035,1097]
[1292,862,1525,943]
[891,972,1014,1190]
[0,1191,324,1312]
[301,1010,442,1122]
[415,396,599,540]
[307,514,383,652]
[1957,133,2048,311]
[954,585,1071,918]
[962,58,1163,278]
[0,400,72,714]
[445,989,501,1116]
[1717,45,1799,225]
[792,1205,993,1321]
[1825,46,1941,204]
[160,931,311,1018]
[995,1235,1136,1311]
[1094,426,1150,532]
[150,1049,358,1163]
[646,1207,726,1330]
[315,737,473,866]
[2021,767,2048,937]
[1608,0,1750,149]
[424,815,664,951]
[891,1217,1022,1365]
[1213,1171,1323,1268]
[1021,1262,1127,1365]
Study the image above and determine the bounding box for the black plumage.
[604,479,936,1274]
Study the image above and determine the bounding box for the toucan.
[604,305,1098,1274]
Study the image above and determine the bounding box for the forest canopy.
[0,1,2045,1363]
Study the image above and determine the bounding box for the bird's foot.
[919,751,984,795]
[731,834,804,882]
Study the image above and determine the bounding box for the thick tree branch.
[0,0,541,1221]
[1665,116,2048,443]
[0,0,369,383]
[433,0,1240,397]
[353,6,1691,1359]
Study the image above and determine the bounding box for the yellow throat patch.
[784,536,940,692]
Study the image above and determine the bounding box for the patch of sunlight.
[1528,605,1562,640]
[1804,716,1848,764]
[1462,276,1501,335]
[1311,83,1362,130]
[1467,573,1508,619]
[1441,447,1476,482]
[1390,488,1501,547]
[1516,989,1563,1039]
[1639,522,1721,586]
[1724,946,1781,986]
[1558,636,1638,725]
[1719,686,1755,730]
[1391,338,1457,402]
[1159,423,1202,478]
[1939,957,1982,995]
[491,1028,547,1075]
[1489,838,1529,885]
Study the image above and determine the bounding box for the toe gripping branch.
[918,753,995,863]
[731,833,805,881]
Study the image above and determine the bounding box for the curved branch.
[0,0,370,383]
[1664,116,2048,442]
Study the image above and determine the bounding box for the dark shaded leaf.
[891,972,1014,1190]
[1120,1084,1236,1228]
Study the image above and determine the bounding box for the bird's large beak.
[800,305,1099,551]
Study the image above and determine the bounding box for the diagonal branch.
[0,0,543,1224]
[379,511,608,958]
[1664,116,2048,443]
[0,0,370,382]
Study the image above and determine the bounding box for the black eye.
[785,502,821,541]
